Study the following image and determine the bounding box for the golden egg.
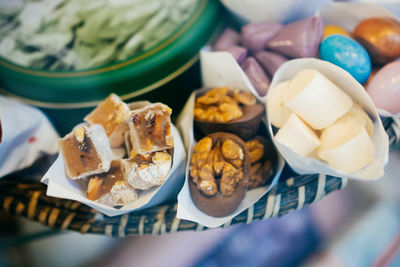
[353,18,400,64]
[323,24,350,39]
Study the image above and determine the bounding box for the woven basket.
[0,118,398,237]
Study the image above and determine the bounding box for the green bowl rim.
[0,53,200,108]
[0,0,207,77]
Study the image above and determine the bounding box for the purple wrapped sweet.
[255,51,288,76]
[224,45,248,64]
[266,16,324,58]
[241,22,283,52]
[241,57,270,97]
[213,28,241,51]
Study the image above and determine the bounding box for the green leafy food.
[0,0,198,70]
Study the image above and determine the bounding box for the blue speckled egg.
[319,35,371,84]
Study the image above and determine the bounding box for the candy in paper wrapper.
[241,22,283,52]
[284,69,353,130]
[59,124,112,180]
[267,58,388,180]
[266,16,324,58]
[42,124,186,217]
[353,18,400,65]
[213,28,241,51]
[255,51,288,77]
[241,57,270,97]
[177,114,284,226]
[176,51,285,227]
[274,68,375,172]
[224,45,248,64]
[266,81,292,128]
[367,61,400,116]
[84,94,130,148]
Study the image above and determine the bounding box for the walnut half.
[190,135,247,197]
[194,87,257,123]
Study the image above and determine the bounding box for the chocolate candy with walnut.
[189,132,250,217]
[194,88,264,140]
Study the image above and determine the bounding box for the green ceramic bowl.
[0,0,224,135]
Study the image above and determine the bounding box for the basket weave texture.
[0,118,398,237]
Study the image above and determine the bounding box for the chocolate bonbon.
[194,87,264,140]
[189,133,250,217]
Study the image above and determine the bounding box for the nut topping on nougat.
[121,151,172,190]
[126,103,174,154]
[87,160,137,206]
[59,124,112,179]
[84,94,130,148]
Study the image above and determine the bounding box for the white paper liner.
[267,58,389,180]
[176,51,285,228]
[41,124,186,217]
[201,50,267,103]
[320,2,400,118]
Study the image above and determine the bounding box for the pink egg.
[367,60,400,114]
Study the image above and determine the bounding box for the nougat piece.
[84,94,130,148]
[87,160,137,207]
[126,103,174,154]
[59,124,112,179]
[121,151,172,190]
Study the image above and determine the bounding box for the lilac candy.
[266,16,324,58]
[241,22,283,52]
[213,28,241,51]
[254,51,288,76]
[241,57,270,97]
[224,45,248,64]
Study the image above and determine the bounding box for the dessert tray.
[1,1,399,237]
[0,118,397,237]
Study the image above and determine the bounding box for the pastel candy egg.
[319,35,371,84]
[367,61,400,114]
[323,25,350,40]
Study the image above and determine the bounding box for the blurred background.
[1,0,400,266]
